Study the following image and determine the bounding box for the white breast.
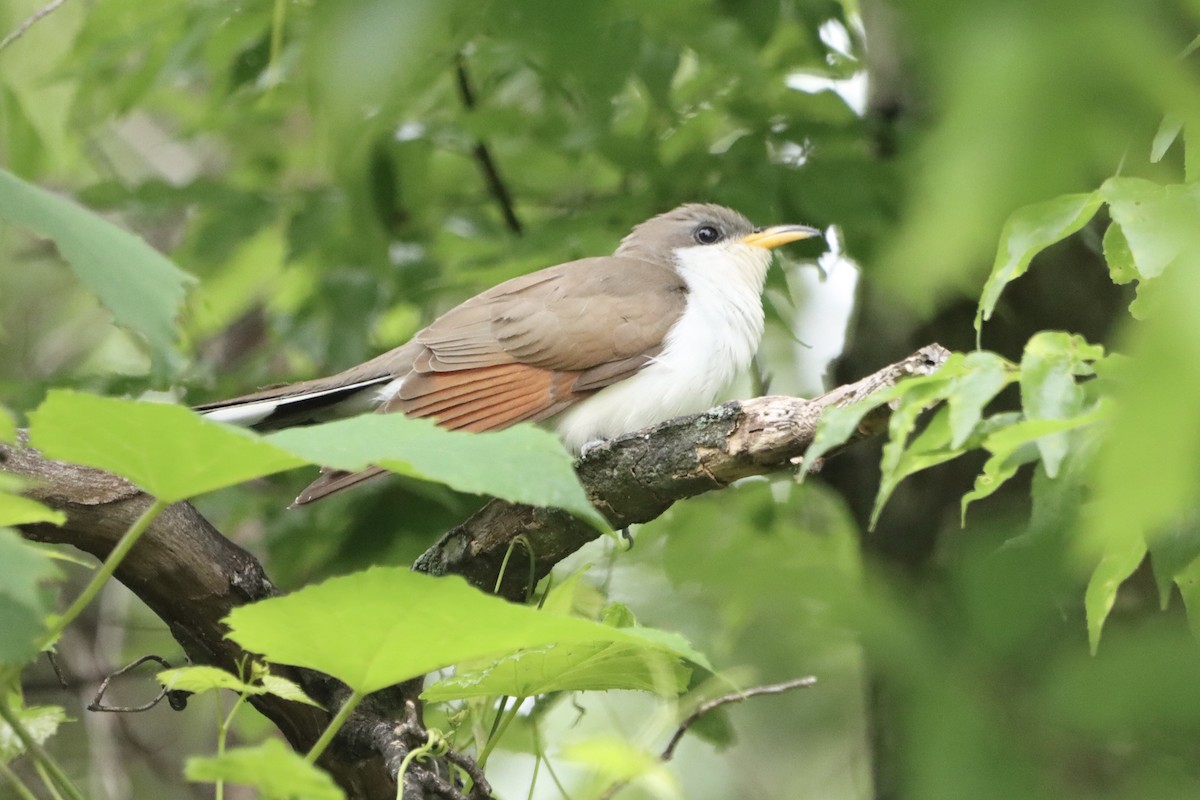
[551,242,773,451]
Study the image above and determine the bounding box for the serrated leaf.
[186,739,344,800]
[422,640,690,700]
[225,567,694,695]
[159,666,258,696]
[1175,557,1200,640]
[259,675,324,709]
[1100,177,1200,280]
[947,352,1015,448]
[976,192,1103,335]
[27,390,306,502]
[267,415,605,529]
[1085,536,1146,655]
[801,355,965,482]
[0,530,61,666]
[1147,521,1200,610]
[1019,332,1103,477]
[0,168,195,373]
[0,701,67,764]
[872,405,959,529]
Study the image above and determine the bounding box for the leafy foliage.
[3,0,1200,798]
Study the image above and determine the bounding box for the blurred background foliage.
[2,0,1200,797]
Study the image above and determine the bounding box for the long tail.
[290,466,390,506]
[195,376,391,431]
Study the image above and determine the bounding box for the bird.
[196,204,820,505]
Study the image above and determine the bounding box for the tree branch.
[455,53,523,236]
[4,343,947,797]
[415,343,950,599]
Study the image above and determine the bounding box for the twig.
[87,654,173,713]
[455,53,523,235]
[661,676,818,761]
[0,0,68,53]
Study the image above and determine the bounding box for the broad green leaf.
[225,567,692,694]
[0,493,66,527]
[158,666,323,708]
[947,352,1015,448]
[1100,177,1200,280]
[268,415,605,529]
[976,192,1103,336]
[1084,536,1147,654]
[27,390,306,502]
[1101,222,1138,285]
[186,739,344,800]
[0,530,61,666]
[562,736,680,800]
[1088,264,1200,596]
[1019,332,1103,477]
[0,168,195,373]
[961,412,1102,523]
[159,666,258,696]
[260,675,324,709]
[422,640,690,700]
[0,407,13,443]
[0,701,67,764]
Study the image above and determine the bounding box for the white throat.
[552,242,773,450]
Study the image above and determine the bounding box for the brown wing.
[293,257,687,504]
[388,256,687,424]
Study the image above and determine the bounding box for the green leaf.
[260,675,324,709]
[1100,177,1200,280]
[961,412,1102,523]
[0,493,67,528]
[801,356,965,482]
[0,530,61,666]
[268,415,605,529]
[562,736,680,800]
[1175,557,1200,640]
[27,390,306,502]
[225,567,692,695]
[976,192,1103,336]
[1019,332,1103,477]
[946,351,1015,448]
[186,739,344,800]
[1146,521,1200,610]
[872,405,959,529]
[1150,114,1183,163]
[158,665,258,696]
[422,640,690,700]
[1085,536,1147,655]
[0,168,195,373]
[0,701,67,764]
[1101,222,1139,285]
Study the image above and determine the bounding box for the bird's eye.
[694,225,722,245]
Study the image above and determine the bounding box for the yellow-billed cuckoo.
[197,204,819,504]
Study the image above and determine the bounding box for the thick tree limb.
[3,343,947,798]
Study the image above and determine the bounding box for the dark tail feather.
[291,466,390,506]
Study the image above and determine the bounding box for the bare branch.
[661,676,818,761]
[455,53,523,235]
[88,654,174,713]
[0,0,69,53]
